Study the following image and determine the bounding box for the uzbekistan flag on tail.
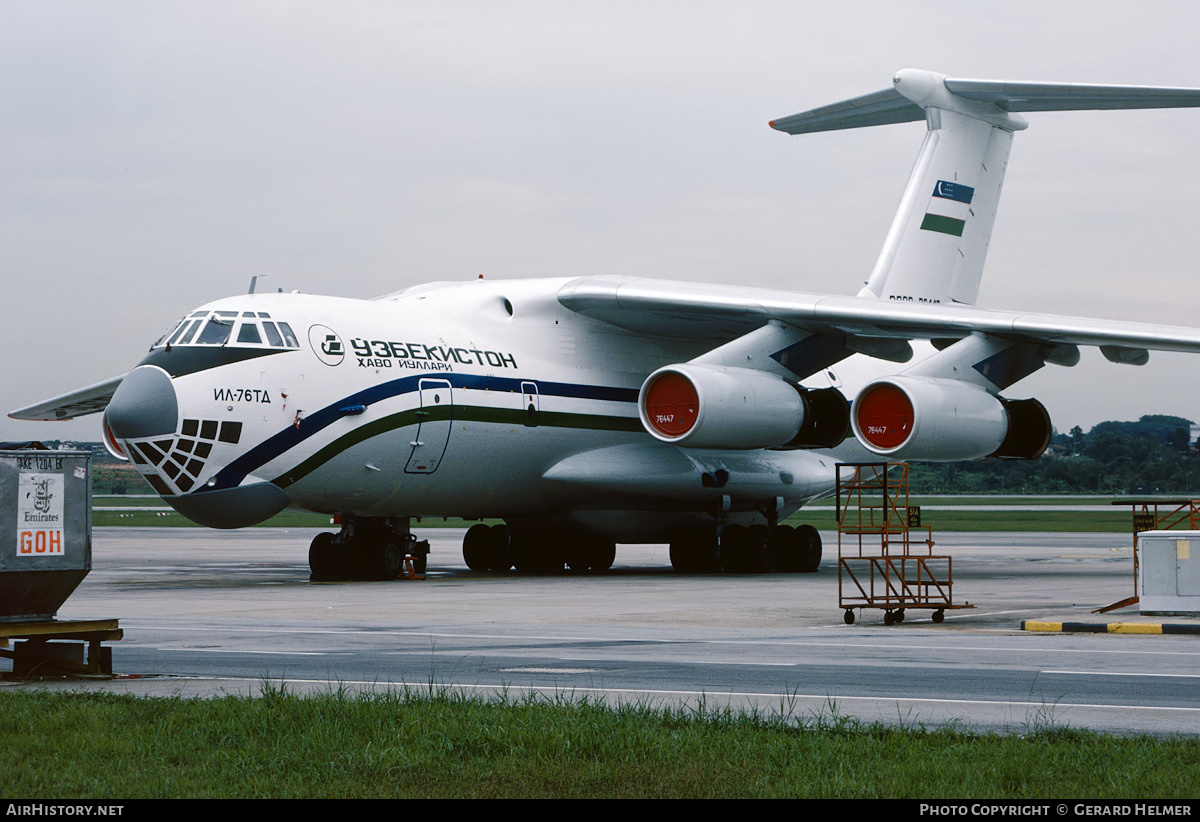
[920,180,974,236]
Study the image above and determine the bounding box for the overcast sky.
[5,1,1200,443]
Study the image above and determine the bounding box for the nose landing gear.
[309,516,429,581]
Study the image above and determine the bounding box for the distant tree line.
[907,415,1199,495]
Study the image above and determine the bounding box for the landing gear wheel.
[932,609,945,624]
[511,531,564,574]
[588,539,616,572]
[795,524,822,573]
[773,525,798,572]
[370,539,405,580]
[566,534,614,573]
[843,609,855,625]
[720,525,747,573]
[670,528,720,573]
[411,551,428,576]
[669,541,692,573]
[485,525,512,572]
[509,534,536,573]
[463,523,492,571]
[744,525,774,573]
[309,532,337,580]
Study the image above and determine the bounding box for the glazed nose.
[104,366,178,439]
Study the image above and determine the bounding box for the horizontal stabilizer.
[769,87,921,134]
[9,374,125,421]
[944,78,1200,112]
[770,70,1200,134]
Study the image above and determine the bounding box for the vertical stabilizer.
[770,69,1200,306]
[861,103,1016,305]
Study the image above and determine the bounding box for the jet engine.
[850,376,1051,461]
[638,363,849,449]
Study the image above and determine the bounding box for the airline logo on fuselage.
[308,325,345,367]
[349,338,518,371]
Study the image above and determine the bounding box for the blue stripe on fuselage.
[205,373,640,491]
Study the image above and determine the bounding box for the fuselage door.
[405,378,453,474]
[521,381,540,427]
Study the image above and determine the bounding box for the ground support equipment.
[1096,499,1200,613]
[835,463,972,625]
[0,618,122,677]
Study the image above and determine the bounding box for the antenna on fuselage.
[248,275,266,294]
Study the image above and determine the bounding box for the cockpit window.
[150,309,300,350]
[177,320,201,345]
[261,321,283,347]
[195,314,235,345]
[236,321,262,344]
[166,319,198,347]
[277,322,299,348]
[152,318,183,349]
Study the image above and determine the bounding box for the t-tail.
[771,69,1200,307]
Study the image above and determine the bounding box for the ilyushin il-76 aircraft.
[14,69,1200,580]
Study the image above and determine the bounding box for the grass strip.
[1,686,1197,799]
[783,509,1135,533]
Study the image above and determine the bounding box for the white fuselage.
[116,277,853,540]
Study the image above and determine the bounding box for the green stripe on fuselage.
[272,405,641,489]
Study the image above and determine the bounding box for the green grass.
[784,509,1135,532]
[92,508,499,529]
[1,687,1196,799]
[908,495,1117,506]
[93,508,337,528]
[912,510,1132,532]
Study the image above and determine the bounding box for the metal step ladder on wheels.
[836,463,972,625]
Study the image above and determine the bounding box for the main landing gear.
[309,516,430,581]
[670,523,821,574]
[462,524,616,574]
[458,521,821,575]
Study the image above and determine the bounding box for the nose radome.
[105,366,178,439]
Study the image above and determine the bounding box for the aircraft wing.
[8,374,126,421]
[557,276,1200,358]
